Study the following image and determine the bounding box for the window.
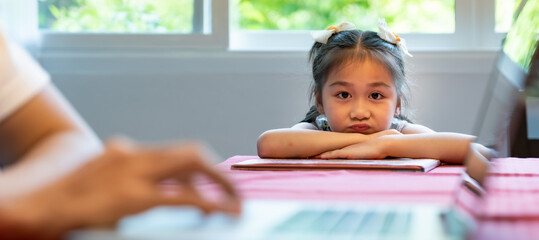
[38,0,517,52]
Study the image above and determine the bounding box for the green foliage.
[503,0,539,72]
[233,0,455,33]
[495,0,521,32]
[39,0,193,32]
[45,0,526,34]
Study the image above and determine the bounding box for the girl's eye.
[337,92,351,99]
[370,92,384,100]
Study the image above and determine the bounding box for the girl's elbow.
[257,131,277,158]
[257,142,271,158]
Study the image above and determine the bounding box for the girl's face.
[316,59,400,134]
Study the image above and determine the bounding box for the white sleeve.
[0,30,50,121]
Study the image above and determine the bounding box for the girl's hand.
[320,136,389,159]
[318,130,400,159]
[365,129,402,141]
[313,130,399,159]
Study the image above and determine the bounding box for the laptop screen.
[473,0,539,154]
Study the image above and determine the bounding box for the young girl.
[257,19,490,164]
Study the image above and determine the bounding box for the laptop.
[70,1,538,239]
[473,0,538,156]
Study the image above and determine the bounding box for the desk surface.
[218,156,462,204]
[216,156,539,240]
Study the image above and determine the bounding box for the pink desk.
[216,156,539,240]
[218,156,463,204]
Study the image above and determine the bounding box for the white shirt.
[0,28,50,121]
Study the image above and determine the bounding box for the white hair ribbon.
[311,22,356,44]
[377,18,413,57]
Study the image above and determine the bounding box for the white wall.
[41,51,497,159]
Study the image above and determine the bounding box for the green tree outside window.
[39,0,193,32]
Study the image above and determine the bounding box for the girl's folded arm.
[401,123,436,134]
[379,132,477,164]
[257,123,369,159]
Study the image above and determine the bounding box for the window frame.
[39,0,507,52]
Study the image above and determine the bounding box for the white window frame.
[40,0,507,53]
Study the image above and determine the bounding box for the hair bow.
[311,22,356,44]
[377,18,413,57]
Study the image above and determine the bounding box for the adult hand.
[0,138,241,239]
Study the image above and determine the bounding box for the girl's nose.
[350,101,370,120]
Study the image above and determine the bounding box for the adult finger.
[171,170,241,216]
[151,143,240,203]
[157,182,239,215]
[105,136,137,153]
[159,190,217,214]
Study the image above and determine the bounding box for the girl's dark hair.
[301,29,411,124]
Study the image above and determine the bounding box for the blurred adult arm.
[0,139,241,240]
[0,84,103,197]
[0,33,240,239]
[0,30,102,196]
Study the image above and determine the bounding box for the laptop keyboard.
[272,208,412,238]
